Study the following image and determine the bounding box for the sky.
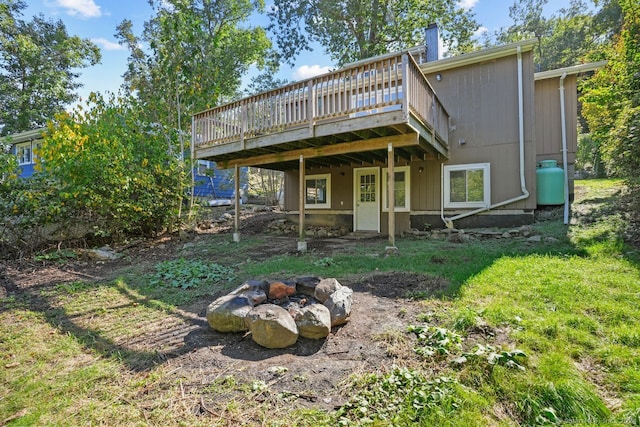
[23,0,580,104]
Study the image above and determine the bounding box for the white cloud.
[457,0,479,11]
[473,26,489,39]
[55,0,102,18]
[292,64,332,81]
[91,38,125,51]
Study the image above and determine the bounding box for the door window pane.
[360,174,376,202]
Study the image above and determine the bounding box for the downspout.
[559,72,569,225]
[441,46,529,228]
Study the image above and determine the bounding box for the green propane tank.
[536,160,565,205]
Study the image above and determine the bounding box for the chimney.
[425,23,439,62]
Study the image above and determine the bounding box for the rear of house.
[192,35,605,243]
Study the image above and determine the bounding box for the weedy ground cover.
[1,179,638,426]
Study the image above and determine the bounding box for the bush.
[0,94,189,258]
[40,94,187,241]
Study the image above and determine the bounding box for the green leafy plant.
[335,368,466,425]
[407,325,462,358]
[35,249,78,264]
[452,344,528,371]
[150,258,235,290]
[312,257,335,267]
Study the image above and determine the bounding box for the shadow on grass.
[0,271,211,371]
[0,258,332,372]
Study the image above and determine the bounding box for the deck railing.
[193,52,449,150]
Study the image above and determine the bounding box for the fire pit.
[206,277,353,348]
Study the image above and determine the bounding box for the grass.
[2,178,640,425]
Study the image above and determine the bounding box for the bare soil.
[1,209,479,417]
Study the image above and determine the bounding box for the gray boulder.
[293,304,331,339]
[246,304,299,348]
[323,286,353,326]
[206,294,254,333]
[314,278,342,303]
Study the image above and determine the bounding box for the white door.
[354,167,380,231]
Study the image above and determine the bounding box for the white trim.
[382,165,410,212]
[443,163,491,209]
[15,141,33,165]
[304,173,331,209]
[534,61,607,81]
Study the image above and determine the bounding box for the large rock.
[323,286,353,326]
[206,294,254,333]
[230,280,270,296]
[293,304,331,339]
[268,280,297,299]
[295,276,321,297]
[246,304,299,348]
[314,278,342,303]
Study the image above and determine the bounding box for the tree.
[116,0,274,219]
[268,0,479,67]
[581,0,640,185]
[492,0,605,71]
[116,0,273,145]
[0,0,100,135]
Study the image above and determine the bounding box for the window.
[444,163,490,208]
[197,160,215,176]
[16,142,32,165]
[382,166,410,212]
[32,141,41,163]
[305,174,331,209]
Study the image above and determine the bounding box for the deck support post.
[386,143,398,253]
[233,164,241,242]
[298,155,307,252]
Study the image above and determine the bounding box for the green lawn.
[1,178,639,426]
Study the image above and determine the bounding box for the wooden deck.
[193,52,450,171]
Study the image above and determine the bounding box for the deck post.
[401,54,410,119]
[298,155,307,252]
[233,164,241,242]
[387,143,397,253]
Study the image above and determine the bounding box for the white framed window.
[305,173,331,209]
[32,141,41,163]
[15,142,32,165]
[444,163,491,208]
[382,166,410,212]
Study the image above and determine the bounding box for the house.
[2,128,45,178]
[1,128,245,202]
[192,34,604,250]
[192,159,249,203]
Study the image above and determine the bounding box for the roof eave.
[534,61,608,81]
[419,39,538,74]
[0,128,46,145]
